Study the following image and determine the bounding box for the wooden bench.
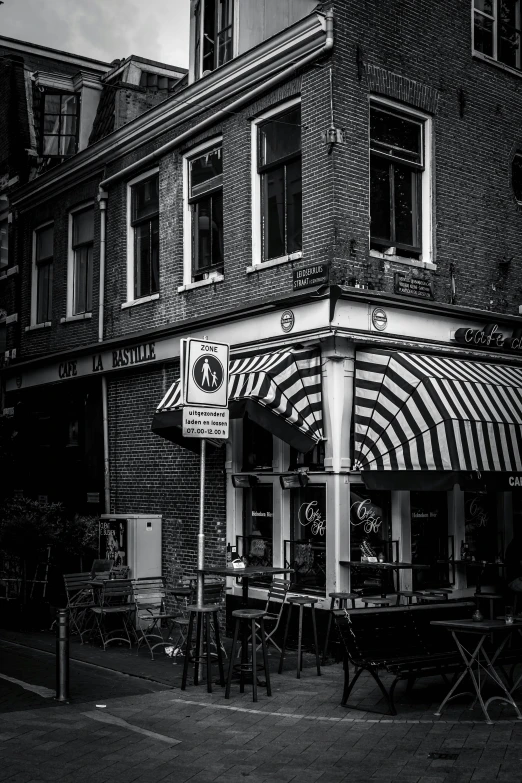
[334,601,475,715]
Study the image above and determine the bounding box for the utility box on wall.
[100,514,162,579]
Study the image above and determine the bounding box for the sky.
[0,0,190,68]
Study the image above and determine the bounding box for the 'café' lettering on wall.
[57,341,156,380]
[454,323,522,352]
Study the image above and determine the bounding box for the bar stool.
[475,592,503,619]
[225,608,271,702]
[395,591,417,606]
[278,596,321,678]
[360,596,395,607]
[322,592,358,664]
[181,604,225,693]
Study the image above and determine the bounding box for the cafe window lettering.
[350,486,391,593]
[242,415,273,472]
[464,492,499,566]
[287,485,326,594]
[241,485,273,583]
[410,492,449,589]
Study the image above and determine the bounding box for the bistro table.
[436,559,506,593]
[200,565,295,607]
[339,561,429,599]
[431,618,522,724]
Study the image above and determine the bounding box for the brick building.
[2,1,522,607]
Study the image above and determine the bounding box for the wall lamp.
[279,473,309,490]
[231,474,259,488]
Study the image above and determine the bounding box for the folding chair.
[132,577,180,659]
[252,578,291,653]
[90,559,112,579]
[111,565,131,579]
[90,579,138,650]
[63,572,97,639]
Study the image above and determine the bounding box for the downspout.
[97,190,111,514]
[99,10,334,192]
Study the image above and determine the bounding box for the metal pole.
[197,438,206,608]
[55,609,69,703]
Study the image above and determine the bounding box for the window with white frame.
[473,0,521,70]
[370,102,430,261]
[34,224,54,324]
[194,0,234,79]
[0,217,8,271]
[70,205,94,315]
[188,143,224,282]
[129,172,159,301]
[255,103,302,263]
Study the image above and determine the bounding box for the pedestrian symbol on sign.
[193,354,224,393]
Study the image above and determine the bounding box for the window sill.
[121,293,160,310]
[472,51,522,80]
[25,322,51,332]
[0,266,19,280]
[60,313,93,323]
[177,273,224,293]
[246,251,302,274]
[369,248,436,271]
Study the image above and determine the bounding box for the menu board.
[99,518,127,566]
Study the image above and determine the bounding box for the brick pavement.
[2,632,522,781]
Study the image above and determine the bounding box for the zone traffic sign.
[182,338,229,408]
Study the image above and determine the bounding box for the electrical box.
[100,514,162,579]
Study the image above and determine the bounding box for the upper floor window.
[0,217,8,271]
[370,104,425,260]
[41,92,79,157]
[257,104,302,262]
[130,173,159,300]
[34,224,53,324]
[194,0,234,79]
[189,144,224,281]
[474,1,521,69]
[70,206,94,315]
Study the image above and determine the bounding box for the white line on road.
[0,672,54,698]
[82,710,181,744]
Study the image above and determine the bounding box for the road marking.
[82,710,181,744]
[0,672,54,698]
[170,698,522,725]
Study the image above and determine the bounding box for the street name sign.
[181,338,230,408]
[182,406,230,439]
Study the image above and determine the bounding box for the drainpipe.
[97,190,111,514]
[98,10,334,191]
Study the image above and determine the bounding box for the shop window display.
[287,485,326,594]
[350,486,392,594]
[411,492,449,589]
[241,485,273,585]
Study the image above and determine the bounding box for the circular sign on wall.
[281,310,295,333]
[192,354,224,393]
[372,308,388,331]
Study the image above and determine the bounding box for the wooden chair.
[131,577,179,659]
[112,565,131,579]
[90,579,138,650]
[63,572,96,639]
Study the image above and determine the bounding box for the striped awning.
[354,350,522,485]
[152,347,323,453]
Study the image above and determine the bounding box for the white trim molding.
[125,167,160,305]
[250,96,301,268]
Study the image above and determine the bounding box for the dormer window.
[41,92,79,157]
[194,0,234,79]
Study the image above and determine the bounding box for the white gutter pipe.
[99,10,333,192]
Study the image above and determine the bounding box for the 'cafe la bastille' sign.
[454,323,522,353]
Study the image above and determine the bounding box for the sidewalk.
[2,629,522,783]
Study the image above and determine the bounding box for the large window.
[194,0,234,79]
[473,0,521,70]
[34,225,53,324]
[41,92,79,157]
[0,218,8,271]
[71,206,94,315]
[130,174,159,300]
[188,145,224,281]
[258,104,302,262]
[370,104,425,259]
[288,485,326,594]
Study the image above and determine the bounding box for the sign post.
[180,339,229,608]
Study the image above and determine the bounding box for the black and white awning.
[152,347,323,453]
[354,350,522,489]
